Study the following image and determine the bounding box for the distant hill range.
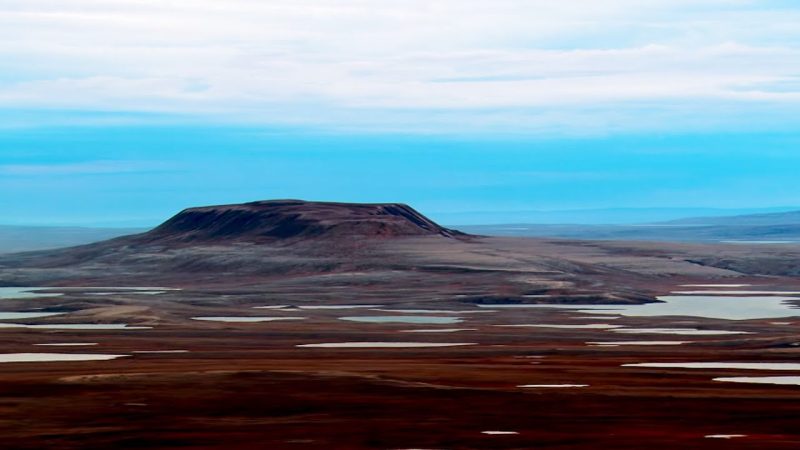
[662,210,800,227]
[0,225,144,254]
[458,210,800,243]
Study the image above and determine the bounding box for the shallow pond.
[518,384,588,388]
[297,342,475,348]
[192,316,305,322]
[0,287,63,300]
[612,328,749,335]
[401,328,477,333]
[714,376,800,386]
[373,309,491,314]
[0,323,151,330]
[478,288,800,320]
[722,240,798,244]
[339,316,463,324]
[498,324,621,329]
[297,305,383,310]
[624,362,800,370]
[34,343,98,347]
[681,284,752,288]
[0,286,177,299]
[587,341,689,346]
[602,295,800,320]
[0,353,128,363]
[672,290,800,295]
[0,312,63,320]
[132,350,189,354]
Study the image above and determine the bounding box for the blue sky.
[2,1,800,226]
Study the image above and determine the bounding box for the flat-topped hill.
[140,200,465,243]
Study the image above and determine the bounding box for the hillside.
[138,199,465,244]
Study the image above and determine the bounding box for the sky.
[2,1,800,226]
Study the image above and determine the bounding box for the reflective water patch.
[192,316,305,322]
[297,342,476,348]
[0,353,128,363]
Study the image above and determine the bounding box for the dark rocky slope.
[139,200,464,243]
[0,200,469,284]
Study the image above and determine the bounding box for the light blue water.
[339,316,463,324]
[0,286,175,299]
[625,362,800,370]
[714,376,800,386]
[0,312,62,320]
[0,353,129,363]
[192,316,305,322]
[587,295,800,320]
[481,295,800,321]
[297,342,475,348]
[0,323,151,330]
[0,287,62,300]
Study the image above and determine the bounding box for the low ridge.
[140,199,465,243]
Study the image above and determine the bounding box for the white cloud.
[1,0,800,133]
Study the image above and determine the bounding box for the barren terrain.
[1,201,799,449]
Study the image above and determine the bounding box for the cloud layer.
[2,0,800,133]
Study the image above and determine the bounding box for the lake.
[0,353,129,363]
[297,342,476,348]
[339,316,463,324]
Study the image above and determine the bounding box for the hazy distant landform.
[5,208,800,255]
[459,209,800,243]
[0,225,145,254]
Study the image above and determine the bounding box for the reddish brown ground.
[1,280,800,450]
[2,234,800,449]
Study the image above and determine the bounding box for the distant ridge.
[138,199,465,244]
[0,225,145,254]
[662,210,800,227]
[458,208,800,243]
